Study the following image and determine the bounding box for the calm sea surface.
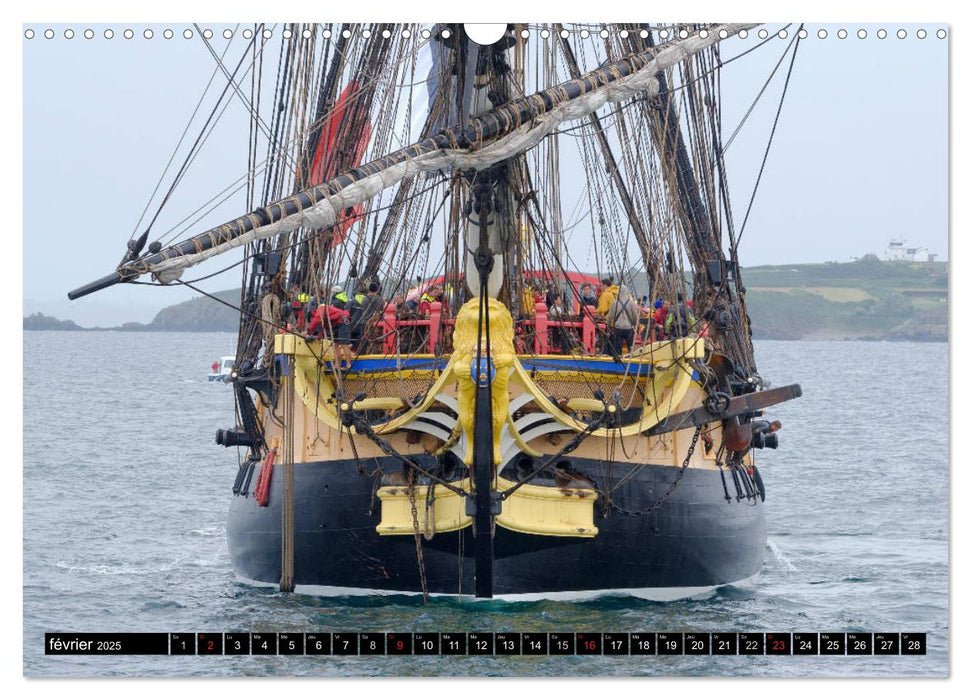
[23,332,948,677]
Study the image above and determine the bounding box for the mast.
[68,24,754,301]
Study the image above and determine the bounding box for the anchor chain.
[611,425,703,517]
[424,484,437,541]
[408,473,429,602]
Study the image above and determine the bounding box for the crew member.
[638,296,654,342]
[665,294,698,338]
[596,277,619,316]
[652,300,668,340]
[347,284,366,342]
[579,282,598,309]
[521,281,536,316]
[606,285,639,357]
[330,285,354,367]
[331,285,349,308]
[292,289,311,331]
[548,291,567,318]
[350,282,385,352]
[418,284,443,316]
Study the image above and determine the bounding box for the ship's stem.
[471,190,497,598]
[472,339,494,599]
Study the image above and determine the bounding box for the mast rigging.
[68,23,754,300]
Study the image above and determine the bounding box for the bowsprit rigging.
[69,22,802,600]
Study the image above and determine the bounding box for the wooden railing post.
[582,305,597,354]
[534,301,549,354]
[382,302,397,354]
[429,301,442,353]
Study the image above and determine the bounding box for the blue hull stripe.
[306,356,699,380]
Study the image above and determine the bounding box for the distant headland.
[25,288,240,333]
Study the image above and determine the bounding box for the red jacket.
[417,294,449,317]
[307,305,349,336]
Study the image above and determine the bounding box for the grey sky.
[23,23,948,326]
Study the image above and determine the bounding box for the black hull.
[227,456,766,599]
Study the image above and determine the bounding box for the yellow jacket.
[521,288,536,315]
[596,285,619,315]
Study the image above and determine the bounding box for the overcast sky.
[22,22,948,325]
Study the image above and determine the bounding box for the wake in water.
[54,561,183,576]
[767,540,798,573]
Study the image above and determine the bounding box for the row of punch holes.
[24,26,948,41]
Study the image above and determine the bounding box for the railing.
[528,302,656,355]
[380,301,446,355]
[379,300,660,356]
[527,301,600,354]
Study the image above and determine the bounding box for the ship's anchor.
[704,391,731,417]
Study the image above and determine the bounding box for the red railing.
[527,302,602,354]
[380,301,445,354]
[379,300,657,356]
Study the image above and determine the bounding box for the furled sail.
[68,23,754,300]
[307,81,372,249]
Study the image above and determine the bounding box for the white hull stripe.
[235,573,760,603]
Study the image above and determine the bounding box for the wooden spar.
[642,383,803,437]
[67,270,135,300]
[67,24,755,301]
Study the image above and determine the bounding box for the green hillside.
[741,258,947,341]
[741,256,947,299]
[144,288,242,331]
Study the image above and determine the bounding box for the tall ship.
[70,22,801,600]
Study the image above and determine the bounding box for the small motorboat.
[208,356,235,383]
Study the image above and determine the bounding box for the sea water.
[22,332,948,676]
